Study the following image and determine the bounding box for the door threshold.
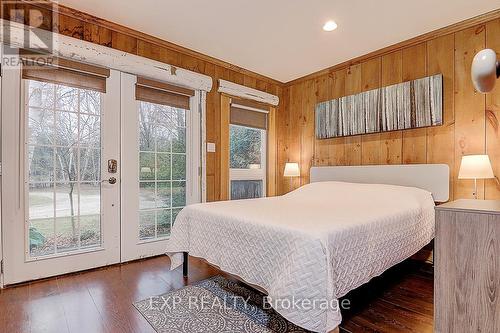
[1,254,169,289]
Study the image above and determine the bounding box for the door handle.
[102,177,117,184]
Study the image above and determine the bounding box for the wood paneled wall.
[2,0,284,202]
[279,17,500,201]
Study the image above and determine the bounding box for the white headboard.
[310,164,450,202]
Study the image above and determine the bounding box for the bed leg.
[182,252,188,277]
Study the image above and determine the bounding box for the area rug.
[134,275,311,333]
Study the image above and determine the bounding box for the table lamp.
[458,155,495,199]
[284,162,300,192]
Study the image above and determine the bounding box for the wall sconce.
[471,49,499,93]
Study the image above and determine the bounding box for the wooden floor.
[0,256,433,333]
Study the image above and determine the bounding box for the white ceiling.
[59,0,500,82]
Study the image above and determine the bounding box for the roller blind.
[135,77,194,109]
[230,99,268,130]
[21,51,110,93]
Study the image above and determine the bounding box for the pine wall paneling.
[314,69,347,167]
[281,16,500,201]
[267,106,278,197]
[486,19,500,199]
[300,79,316,185]
[401,44,428,164]
[287,83,303,190]
[454,26,486,199]
[277,86,290,194]
[313,75,331,168]
[427,35,455,201]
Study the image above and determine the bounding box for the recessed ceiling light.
[323,20,338,32]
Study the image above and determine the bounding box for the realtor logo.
[1,1,58,55]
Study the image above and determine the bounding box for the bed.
[166,164,449,333]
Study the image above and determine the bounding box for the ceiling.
[59,0,500,82]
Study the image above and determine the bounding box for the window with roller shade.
[229,99,268,200]
[135,77,194,240]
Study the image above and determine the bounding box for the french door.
[120,73,201,262]
[1,59,201,285]
[1,58,121,284]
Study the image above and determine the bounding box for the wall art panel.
[315,74,442,138]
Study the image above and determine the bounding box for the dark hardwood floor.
[0,256,433,333]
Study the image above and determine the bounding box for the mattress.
[166,181,435,333]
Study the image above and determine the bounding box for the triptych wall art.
[315,74,443,139]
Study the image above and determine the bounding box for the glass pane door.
[27,80,102,258]
[138,101,186,241]
[1,63,121,285]
[120,73,201,262]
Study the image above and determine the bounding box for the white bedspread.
[166,181,435,332]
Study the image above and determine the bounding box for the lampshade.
[458,155,494,179]
[283,163,300,177]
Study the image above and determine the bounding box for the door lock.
[102,177,117,184]
[108,159,117,174]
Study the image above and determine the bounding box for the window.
[229,119,267,200]
[27,80,102,257]
[137,101,187,241]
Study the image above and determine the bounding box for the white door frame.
[1,55,122,285]
[120,73,201,262]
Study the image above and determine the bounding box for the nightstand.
[435,199,500,333]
